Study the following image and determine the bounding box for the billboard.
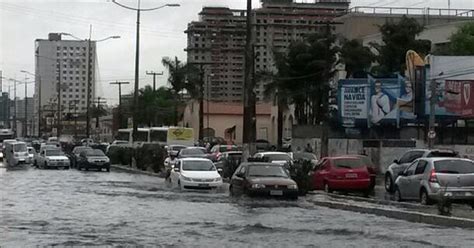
[338,75,415,127]
[424,56,474,118]
[426,80,474,118]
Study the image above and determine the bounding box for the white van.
[5,141,30,166]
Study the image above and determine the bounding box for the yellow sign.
[167,127,194,141]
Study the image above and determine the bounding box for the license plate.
[345,173,358,178]
[270,190,283,196]
[198,184,209,187]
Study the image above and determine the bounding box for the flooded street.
[1,166,473,247]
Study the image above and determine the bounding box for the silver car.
[394,157,474,208]
[385,149,459,193]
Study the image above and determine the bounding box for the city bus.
[117,127,194,146]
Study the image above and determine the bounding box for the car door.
[231,165,247,194]
[313,159,329,190]
[398,161,418,199]
[411,160,429,200]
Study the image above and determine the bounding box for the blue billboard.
[338,75,416,127]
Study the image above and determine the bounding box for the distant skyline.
[1,0,473,105]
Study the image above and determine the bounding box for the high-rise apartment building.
[185,0,349,102]
[35,33,96,134]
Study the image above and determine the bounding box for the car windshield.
[181,148,205,155]
[218,146,237,152]
[427,151,459,158]
[74,147,92,154]
[182,160,216,171]
[171,146,186,151]
[86,150,105,156]
[45,150,63,156]
[265,154,291,162]
[434,160,474,174]
[333,158,365,169]
[248,165,289,178]
[13,144,27,152]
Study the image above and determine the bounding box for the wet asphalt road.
[1,164,474,247]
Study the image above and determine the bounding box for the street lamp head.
[167,4,180,7]
[111,36,121,39]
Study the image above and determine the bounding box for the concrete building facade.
[185,0,350,102]
[35,33,96,135]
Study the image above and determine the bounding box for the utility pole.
[145,71,163,91]
[23,74,29,137]
[57,60,62,138]
[92,97,107,140]
[86,26,93,139]
[243,0,256,158]
[110,81,129,129]
[428,79,437,149]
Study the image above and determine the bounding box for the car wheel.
[385,173,394,193]
[106,167,110,172]
[394,188,403,202]
[420,188,434,205]
[324,182,333,194]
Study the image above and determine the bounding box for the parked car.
[385,149,459,193]
[229,162,298,199]
[169,158,223,190]
[394,158,474,208]
[166,144,188,157]
[214,151,243,178]
[255,139,274,151]
[177,147,209,159]
[69,146,93,168]
[253,152,292,167]
[209,144,240,162]
[77,149,110,172]
[36,148,70,169]
[310,156,372,196]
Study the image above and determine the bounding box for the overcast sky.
[1,0,472,105]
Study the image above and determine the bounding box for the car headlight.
[181,175,192,181]
[87,158,95,163]
[287,184,298,189]
[251,184,266,189]
[214,177,222,182]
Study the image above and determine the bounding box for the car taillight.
[216,152,222,160]
[429,169,438,183]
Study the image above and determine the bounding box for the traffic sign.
[428,130,436,139]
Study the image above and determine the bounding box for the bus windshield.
[150,130,167,143]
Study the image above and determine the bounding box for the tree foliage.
[448,22,474,56]
[269,30,339,125]
[340,39,375,78]
[370,16,431,76]
[132,86,175,127]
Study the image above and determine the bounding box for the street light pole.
[111,0,180,142]
[110,81,129,130]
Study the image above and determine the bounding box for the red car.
[311,156,372,196]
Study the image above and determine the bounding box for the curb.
[110,164,164,178]
[307,197,474,229]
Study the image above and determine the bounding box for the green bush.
[107,145,133,166]
[133,143,166,173]
[288,159,314,196]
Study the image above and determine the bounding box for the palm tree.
[162,57,201,126]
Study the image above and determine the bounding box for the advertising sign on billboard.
[338,75,415,127]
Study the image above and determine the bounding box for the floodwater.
[1,166,473,247]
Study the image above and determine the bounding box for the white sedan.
[170,158,223,190]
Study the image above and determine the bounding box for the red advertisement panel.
[461,80,474,117]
